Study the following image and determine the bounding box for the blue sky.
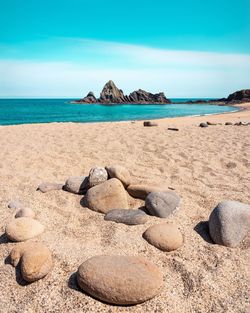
[0,0,249,97]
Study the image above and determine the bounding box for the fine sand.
[0,104,249,313]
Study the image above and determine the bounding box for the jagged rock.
[37,182,64,193]
[15,207,35,219]
[143,223,183,251]
[85,178,128,213]
[10,242,53,282]
[99,80,126,103]
[5,217,44,242]
[129,89,170,104]
[78,91,97,103]
[104,209,148,225]
[226,89,250,102]
[75,80,171,104]
[209,200,250,247]
[127,184,169,200]
[105,165,131,187]
[77,255,163,304]
[64,176,89,194]
[145,191,181,218]
[143,121,158,127]
[88,167,108,187]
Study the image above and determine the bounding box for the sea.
[0,98,238,126]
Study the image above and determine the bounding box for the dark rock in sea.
[199,122,208,128]
[226,89,250,102]
[75,80,171,104]
[143,121,158,127]
[76,91,97,103]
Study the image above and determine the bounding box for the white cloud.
[0,38,249,97]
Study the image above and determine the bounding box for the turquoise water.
[0,99,238,125]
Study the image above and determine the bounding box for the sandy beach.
[0,104,249,313]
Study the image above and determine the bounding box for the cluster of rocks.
[3,165,249,306]
[199,121,250,128]
[75,80,171,104]
[5,202,53,282]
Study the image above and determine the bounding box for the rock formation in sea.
[75,80,171,104]
[226,89,250,103]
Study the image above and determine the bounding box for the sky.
[0,0,249,98]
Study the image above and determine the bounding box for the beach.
[0,104,249,313]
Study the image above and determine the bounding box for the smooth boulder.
[145,191,181,218]
[64,176,89,194]
[127,184,169,200]
[209,200,250,247]
[199,122,208,128]
[77,255,163,305]
[104,209,148,225]
[10,242,53,282]
[85,178,128,214]
[105,165,131,187]
[37,182,64,193]
[88,167,108,187]
[143,223,183,251]
[15,207,35,219]
[5,217,44,242]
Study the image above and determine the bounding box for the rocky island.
[74,80,171,104]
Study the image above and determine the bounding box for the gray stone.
[77,255,163,305]
[37,182,64,193]
[64,176,89,194]
[88,167,108,187]
[85,178,128,214]
[145,191,181,218]
[104,209,148,225]
[209,200,250,247]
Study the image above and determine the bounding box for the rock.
[77,255,163,304]
[104,209,148,225]
[37,182,64,193]
[143,121,158,127]
[105,165,131,187]
[207,121,217,125]
[8,200,22,210]
[167,127,179,131]
[145,191,180,218]
[88,167,108,187]
[10,242,53,282]
[226,89,250,102]
[225,122,233,125]
[129,89,171,104]
[77,91,97,103]
[209,200,250,247]
[15,207,35,219]
[127,184,169,200]
[75,80,171,104]
[143,223,183,251]
[85,178,128,214]
[64,176,89,194]
[199,122,208,128]
[5,217,44,242]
